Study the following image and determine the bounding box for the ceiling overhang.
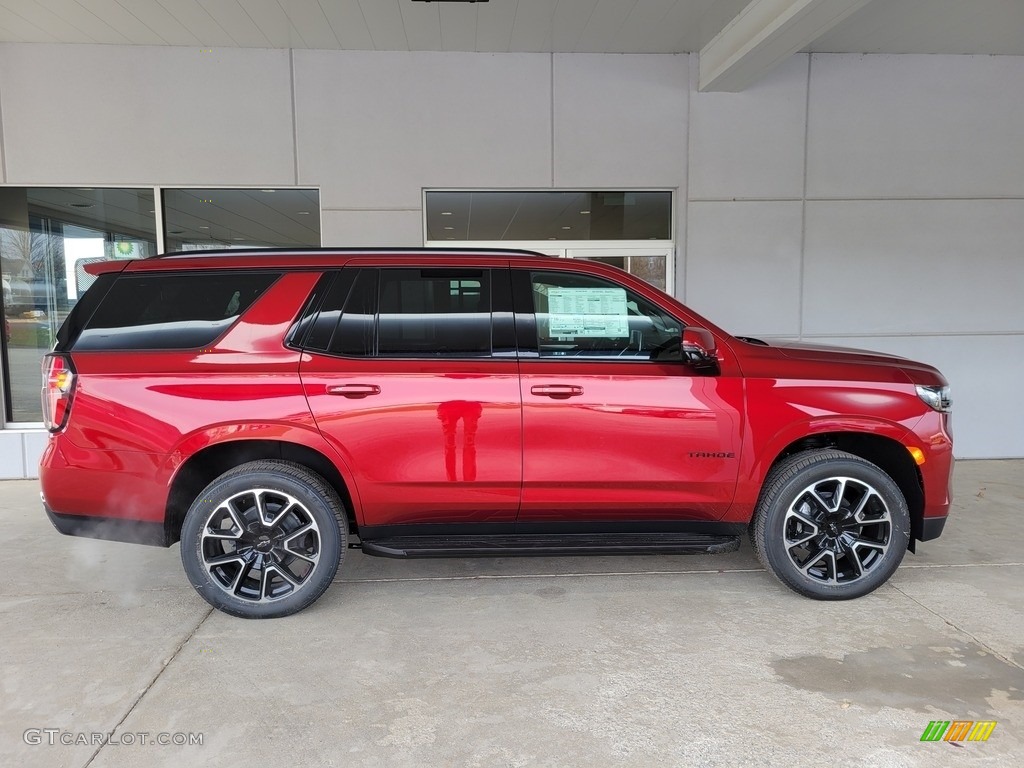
[699,0,874,91]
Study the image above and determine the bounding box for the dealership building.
[1,0,1022,477]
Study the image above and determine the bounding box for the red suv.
[39,249,953,618]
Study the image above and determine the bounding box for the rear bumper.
[44,502,169,547]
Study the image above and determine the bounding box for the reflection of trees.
[1,226,32,280]
[2,222,63,282]
[1,222,67,334]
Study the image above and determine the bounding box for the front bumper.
[916,515,947,542]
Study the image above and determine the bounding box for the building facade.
[1,44,1022,476]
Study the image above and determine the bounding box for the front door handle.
[530,384,583,399]
[327,384,381,398]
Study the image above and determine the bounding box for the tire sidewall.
[180,467,344,619]
[760,456,910,600]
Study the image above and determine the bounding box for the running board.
[358,533,741,559]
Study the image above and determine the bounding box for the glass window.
[1,187,156,422]
[162,188,320,252]
[585,254,668,292]
[528,271,682,361]
[74,272,280,351]
[302,269,377,357]
[331,270,377,357]
[425,191,671,241]
[378,269,492,357]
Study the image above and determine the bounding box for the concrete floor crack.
[890,583,1023,673]
[79,606,214,768]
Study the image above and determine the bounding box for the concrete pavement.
[1,460,1021,767]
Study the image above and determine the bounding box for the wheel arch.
[761,431,924,547]
[165,439,358,545]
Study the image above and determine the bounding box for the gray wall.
[0,44,1021,472]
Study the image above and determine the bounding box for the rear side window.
[302,268,494,358]
[74,271,280,351]
[377,269,491,357]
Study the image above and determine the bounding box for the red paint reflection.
[437,400,483,481]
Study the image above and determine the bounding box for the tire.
[180,460,347,618]
[751,449,910,600]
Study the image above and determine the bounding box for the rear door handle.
[327,384,381,398]
[530,384,583,399]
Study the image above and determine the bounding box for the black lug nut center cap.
[255,535,273,552]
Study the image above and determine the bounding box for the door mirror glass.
[682,327,718,368]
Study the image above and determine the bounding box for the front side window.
[527,271,681,361]
[74,271,280,350]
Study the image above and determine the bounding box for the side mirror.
[681,327,718,369]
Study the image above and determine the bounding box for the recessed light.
[199,225,210,229]
[548,237,556,240]
[441,211,453,216]
[233,237,245,241]
[579,210,590,215]
[261,189,275,193]
[149,210,155,213]
[444,226,454,230]
[561,226,571,230]
[297,211,310,215]
[78,187,94,191]
[446,237,455,240]
[68,203,94,209]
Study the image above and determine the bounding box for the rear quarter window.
[73,271,281,351]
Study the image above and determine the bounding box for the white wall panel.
[553,53,687,188]
[0,432,25,479]
[22,430,46,479]
[689,54,807,200]
[809,335,1024,459]
[0,44,295,185]
[807,54,1024,198]
[686,201,803,336]
[803,200,1024,335]
[293,50,552,210]
[321,209,422,247]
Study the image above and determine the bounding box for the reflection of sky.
[63,236,104,300]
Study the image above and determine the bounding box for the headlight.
[916,384,952,413]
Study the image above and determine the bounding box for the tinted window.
[304,271,355,352]
[528,271,681,361]
[75,272,280,350]
[286,271,337,349]
[378,269,491,357]
[331,269,377,356]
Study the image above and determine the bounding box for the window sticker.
[546,287,629,338]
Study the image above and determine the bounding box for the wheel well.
[164,440,357,545]
[770,432,925,541]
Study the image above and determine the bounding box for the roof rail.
[149,246,545,260]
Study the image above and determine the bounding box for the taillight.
[42,354,76,432]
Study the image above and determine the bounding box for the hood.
[746,339,946,386]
